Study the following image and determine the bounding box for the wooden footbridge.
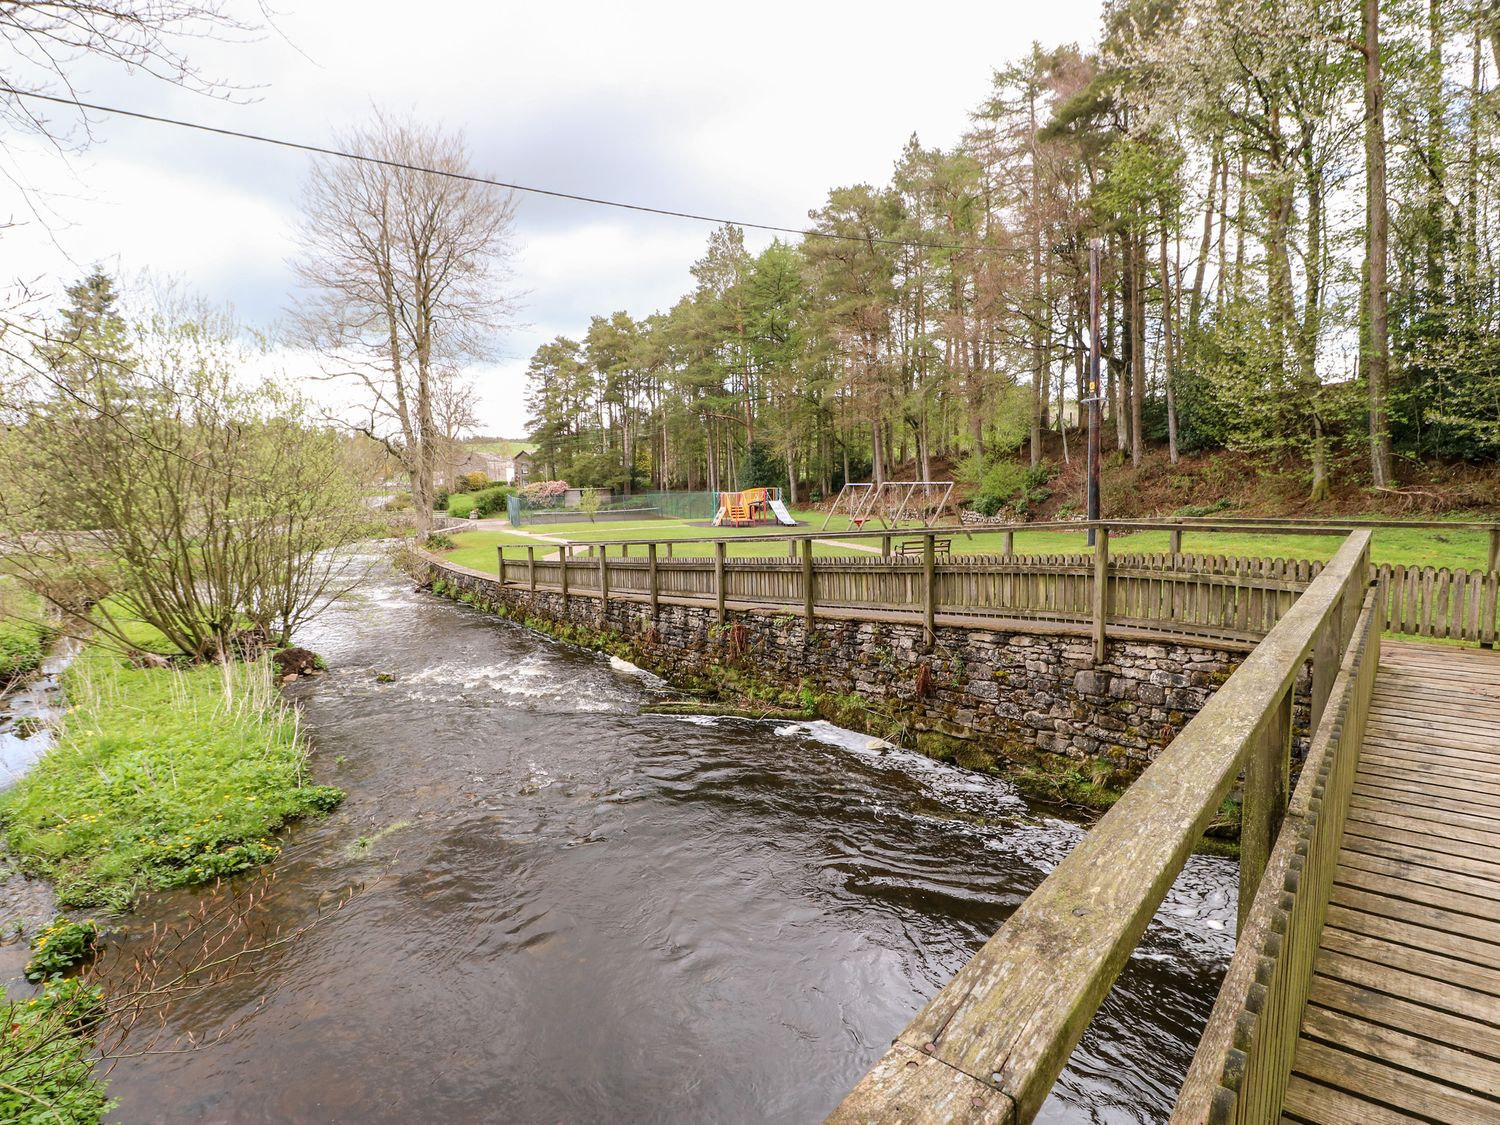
[469,516,1500,1121]
[812,528,1500,1125]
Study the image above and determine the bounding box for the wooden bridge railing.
[1172,581,1383,1123]
[502,525,1343,652]
[823,529,1375,1125]
[497,516,1497,645]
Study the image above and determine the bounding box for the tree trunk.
[1160,224,1179,464]
[1130,232,1145,468]
[1364,0,1393,487]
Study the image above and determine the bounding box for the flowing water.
[90,560,1236,1124]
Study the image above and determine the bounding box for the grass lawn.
[440,513,1494,575]
[0,646,342,910]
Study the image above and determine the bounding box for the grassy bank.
[0,579,54,689]
[438,513,1493,576]
[0,647,342,911]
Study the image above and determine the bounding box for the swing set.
[819,480,955,532]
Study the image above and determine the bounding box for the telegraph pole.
[1086,237,1103,546]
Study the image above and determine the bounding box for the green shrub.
[0,978,112,1123]
[959,455,1029,517]
[433,489,450,510]
[449,486,512,520]
[423,532,457,551]
[461,471,490,491]
[26,919,100,981]
[473,485,513,517]
[383,491,413,512]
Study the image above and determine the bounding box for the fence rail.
[1173,584,1382,1123]
[496,521,1498,646]
[824,530,1375,1125]
[502,538,1327,651]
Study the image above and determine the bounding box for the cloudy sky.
[6,0,1100,435]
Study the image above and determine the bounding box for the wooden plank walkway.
[1285,641,1500,1124]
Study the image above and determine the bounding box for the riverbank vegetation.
[0,275,371,663]
[0,642,342,912]
[0,580,53,689]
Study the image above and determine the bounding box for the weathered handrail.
[500,541,1326,652]
[824,530,1373,1125]
[1172,583,1383,1123]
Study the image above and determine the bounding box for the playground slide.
[767,499,797,526]
[712,506,727,526]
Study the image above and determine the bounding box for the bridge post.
[802,538,815,630]
[922,534,936,649]
[1239,689,1292,930]
[598,547,609,626]
[648,543,659,618]
[714,540,726,625]
[1309,598,1340,733]
[1091,528,1110,662]
[527,547,536,592]
[497,547,506,587]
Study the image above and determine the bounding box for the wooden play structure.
[712,487,797,527]
[819,480,954,531]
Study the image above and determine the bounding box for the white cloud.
[2,0,1101,434]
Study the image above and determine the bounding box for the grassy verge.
[441,512,1492,573]
[0,579,55,689]
[0,646,342,911]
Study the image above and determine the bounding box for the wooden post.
[788,537,798,560]
[648,542,659,618]
[1489,528,1499,574]
[1170,527,1183,556]
[598,547,609,625]
[714,540,726,625]
[560,547,570,608]
[497,547,507,586]
[1092,527,1110,663]
[922,533,936,649]
[1309,601,1341,734]
[666,541,674,559]
[802,538,815,629]
[881,534,892,560]
[1239,690,1292,930]
[1003,530,1014,557]
[527,546,536,592]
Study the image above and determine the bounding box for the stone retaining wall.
[422,557,1253,771]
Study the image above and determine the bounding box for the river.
[87,558,1236,1124]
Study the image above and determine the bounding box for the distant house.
[510,450,533,483]
[437,449,534,487]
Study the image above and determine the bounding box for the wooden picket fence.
[507,541,1499,648]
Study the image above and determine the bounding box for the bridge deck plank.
[1287,641,1500,1123]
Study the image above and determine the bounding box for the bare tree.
[293,115,519,531]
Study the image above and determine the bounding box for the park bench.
[895,537,950,557]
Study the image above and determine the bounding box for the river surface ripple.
[100,559,1236,1124]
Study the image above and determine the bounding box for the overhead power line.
[3,86,1033,257]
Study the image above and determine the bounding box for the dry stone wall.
[425,558,1245,770]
